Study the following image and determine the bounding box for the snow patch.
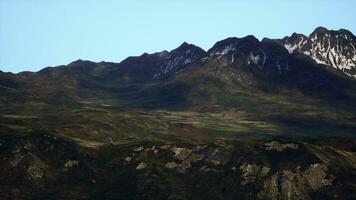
[184,58,192,65]
[284,43,298,54]
[277,60,282,74]
[284,33,356,77]
[249,52,260,65]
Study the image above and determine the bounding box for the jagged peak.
[209,35,259,49]
[310,26,356,39]
[233,35,260,49]
[337,29,356,39]
[281,32,309,45]
[216,37,240,43]
[240,35,259,43]
[261,38,283,46]
[70,59,84,64]
[310,26,329,36]
[206,35,263,58]
[169,42,207,60]
[290,32,308,39]
[261,37,282,44]
[173,41,206,53]
[207,37,239,54]
[179,41,190,47]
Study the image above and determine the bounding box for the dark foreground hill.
[0,27,356,199]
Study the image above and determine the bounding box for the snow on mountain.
[112,27,356,83]
[282,27,356,77]
[153,42,207,79]
[207,36,266,65]
[207,36,295,74]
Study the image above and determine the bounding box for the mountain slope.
[0,27,356,200]
[103,42,207,84]
[1,28,356,141]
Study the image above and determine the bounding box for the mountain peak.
[207,37,239,55]
[290,32,308,39]
[338,28,356,38]
[179,41,190,47]
[68,59,96,67]
[174,41,205,53]
[150,42,207,80]
[170,42,206,59]
[282,27,356,77]
[310,27,355,39]
[70,59,84,64]
[311,26,329,36]
[241,35,259,43]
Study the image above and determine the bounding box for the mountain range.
[0,27,356,200]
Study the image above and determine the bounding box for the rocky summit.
[0,27,356,199]
[281,27,356,77]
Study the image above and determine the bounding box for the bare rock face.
[7,149,48,181]
[136,162,147,170]
[258,174,280,200]
[124,156,132,163]
[175,161,191,174]
[133,146,144,152]
[279,170,310,200]
[264,141,298,151]
[167,146,205,173]
[159,144,171,150]
[26,155,48,180]
[10,153,24,167]
[189,153,204,163]
[1,134,353,200]
[164,160,191,173]
[199,165,221,173]
[257,163,333,200]
[171,146,192,161]
[204,148,228,166]
[164,145,231,174]
[239,163,271,185]
[303,163,333,190]
[64,160,79,169]
[164,162,178,169]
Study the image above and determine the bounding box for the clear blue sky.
[1,0,355,73]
